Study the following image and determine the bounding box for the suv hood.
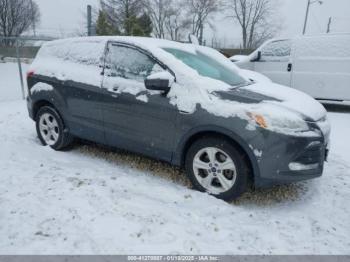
[216,82,327,122]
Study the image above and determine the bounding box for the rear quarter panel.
[27,76,69,120]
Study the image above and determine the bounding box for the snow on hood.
[242,82,327,121]
[167,78,326,137]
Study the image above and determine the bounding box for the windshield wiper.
[230,81,253,89]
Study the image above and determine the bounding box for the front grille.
[294,143,324,165]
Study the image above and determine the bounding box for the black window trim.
[102,40,177,83]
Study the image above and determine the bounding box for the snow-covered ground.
[0,62,350,254]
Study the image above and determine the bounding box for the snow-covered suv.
[26,37,331,200]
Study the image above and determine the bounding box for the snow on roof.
[294,33,350,58]
[34,36,244,93]
[48,36,191,49]
[39,36,202,65]
[39,36,242,73]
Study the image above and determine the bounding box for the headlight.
[247,110,313,136]
[247,112,268,129]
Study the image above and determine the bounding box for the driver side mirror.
[145,71,174,94]
[251,51,262,62]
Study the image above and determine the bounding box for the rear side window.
[105,44,164,82]
[36,40,105,66]
[260,40,292,61]
[30,39,106,87]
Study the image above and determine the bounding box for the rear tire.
[36,106,73,151]
[185,136,249,201]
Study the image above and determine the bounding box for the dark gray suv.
[26,37,331,200]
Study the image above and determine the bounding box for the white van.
[232,34,350,102]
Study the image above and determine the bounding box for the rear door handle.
[287,63,292,72]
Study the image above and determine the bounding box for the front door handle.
[287,63,292,72]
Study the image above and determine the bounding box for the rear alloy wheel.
[185,137,249,201]
[38,113,60,146]
[36,106,73,150]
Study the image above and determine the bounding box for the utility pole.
[327,17,332,33]
[302,0,311,35]
[87,5,92,36]
[303,0,323,35]
[15,39,25,100]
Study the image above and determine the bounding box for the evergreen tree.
[99,1,153,37]
[95,11,120,36]
[136,13,153,36]
[100,0,142,36]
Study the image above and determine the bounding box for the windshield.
[163,48,247,86]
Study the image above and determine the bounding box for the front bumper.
[253,119,330,188]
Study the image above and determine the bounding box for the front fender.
[172,125,260,180]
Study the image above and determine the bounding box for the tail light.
[26,70,35,78]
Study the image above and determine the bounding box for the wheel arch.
[32,99,70,131]
[28,78,67,120]
[32,100,57,119]
[173,127,260,185]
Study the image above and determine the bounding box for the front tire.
[185,137,250,201]
[36,106,73,151]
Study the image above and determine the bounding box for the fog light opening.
[289,162,320,171]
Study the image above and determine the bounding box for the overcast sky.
[34,0,350,47]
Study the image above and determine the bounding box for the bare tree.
[0,0,40,45]
[100,0,143,35]
[186,0,221,45]
[165,11,192,41]
[250,17,281,48]
[164,1,191,41]
[142,0,172,39]
[227,0,281,49]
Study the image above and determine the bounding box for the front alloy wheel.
[193,147,237,195]
[185,137,249,201]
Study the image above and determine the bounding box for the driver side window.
[105,44,165,83]
[260,40,292,62]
